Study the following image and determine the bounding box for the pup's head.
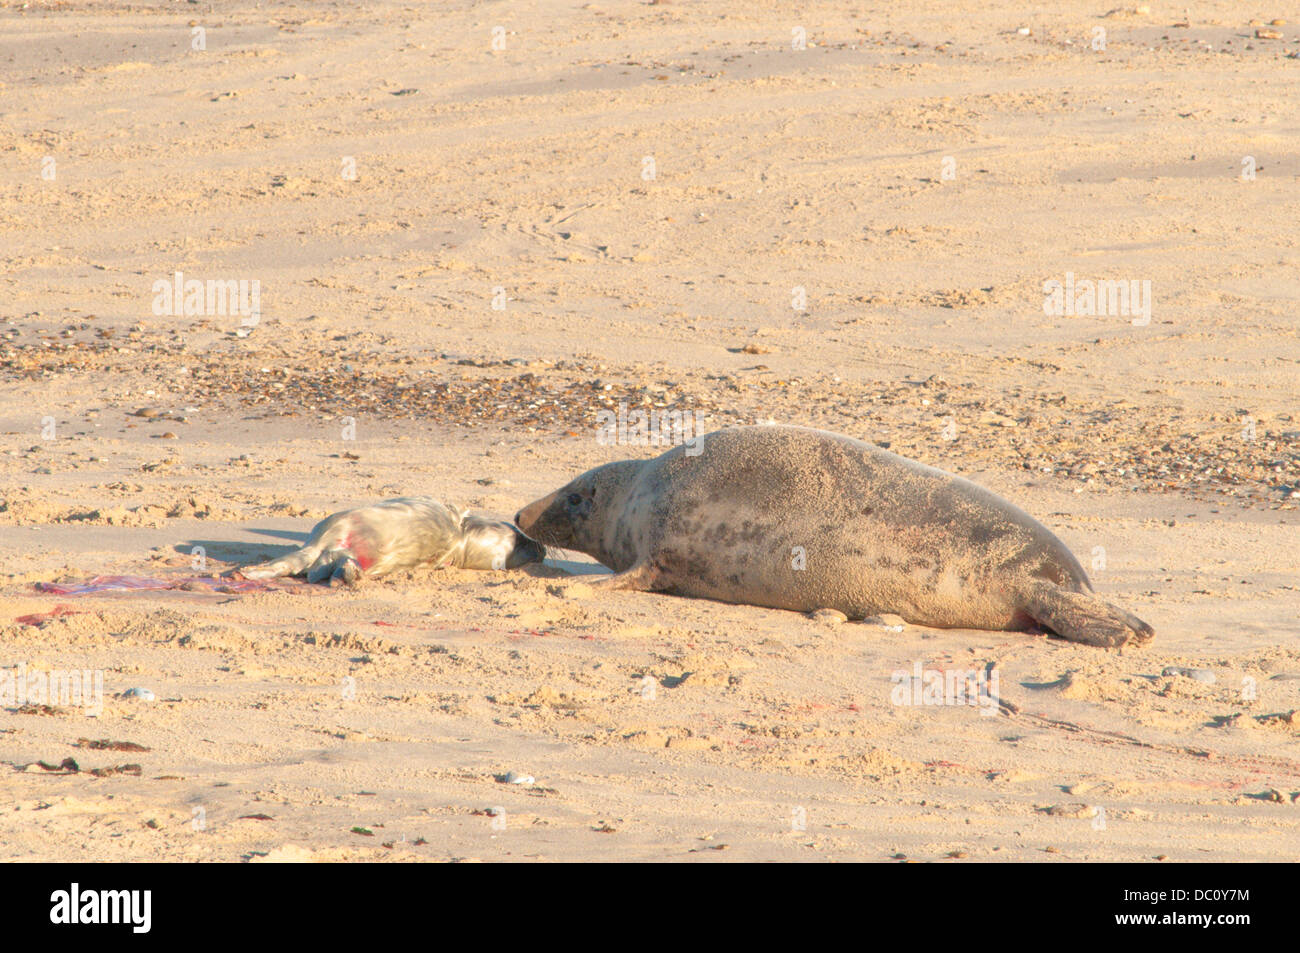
[458,516,545,570]
[513,461,640,558]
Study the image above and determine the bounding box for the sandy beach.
[1,0,1298,862]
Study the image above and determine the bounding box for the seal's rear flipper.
[1021,580,1154,648]
[239,545,319,580]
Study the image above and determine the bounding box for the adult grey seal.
[236,496,543,585]
[514,425,1153,648]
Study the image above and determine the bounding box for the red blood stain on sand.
[16,605,81,627]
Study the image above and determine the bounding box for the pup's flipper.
[238,545,321,580]
[302,549,363,586]
[332,556,362,586]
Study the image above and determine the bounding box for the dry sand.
[1,0,1298,862]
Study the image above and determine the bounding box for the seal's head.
[457,516,545,570]
[514,460,642,558]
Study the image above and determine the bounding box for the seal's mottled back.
[515,425,1153,648]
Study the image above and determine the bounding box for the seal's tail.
[1021,580,1154,648]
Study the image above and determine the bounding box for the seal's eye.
[566,493,582,507]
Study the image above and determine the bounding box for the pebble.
[863,613,907,632]
[1162,666,1215,684]
[979,411,1018,428]
[120,687,156,701]
[502,770,534,785]
[808,608,848,625]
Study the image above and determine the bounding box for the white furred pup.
[237,496,544,585]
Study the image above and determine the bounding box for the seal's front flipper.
[549,563,662,597]
[306,548,353,584]
[331,557,362,587]
[582,562,663,591]
[1021,580,1154,648]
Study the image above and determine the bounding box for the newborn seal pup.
[238,496,544,585]
[515,425,1153,648]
